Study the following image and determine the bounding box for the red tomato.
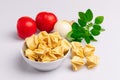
[17,16,37,39]
[35,12,57,32]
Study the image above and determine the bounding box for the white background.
[0,0,119,80]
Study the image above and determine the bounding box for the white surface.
[0,0,119,80]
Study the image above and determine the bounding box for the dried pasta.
[71,42,84,58]
[24,31,71,62]
[71,56,85,71]
[86,55,99,69]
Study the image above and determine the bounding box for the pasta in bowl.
[21,31,71,71]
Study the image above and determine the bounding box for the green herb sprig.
[67,9,105,44]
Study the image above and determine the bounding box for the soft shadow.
[10,31,23,41]
[16,54,40,74]
[6,30,23,42]
[15,53,56,74]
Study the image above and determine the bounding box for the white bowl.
[21,43,70,71]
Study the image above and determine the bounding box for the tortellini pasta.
[25,49,39,61]
[71,42,84,58]
[24,31,71,62]
[25,35,39,50]
[83,44,95,57]
[71,43,99,71]
[71,56,85,71]
[86,55,99,69]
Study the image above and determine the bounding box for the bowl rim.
[21,42,71,64]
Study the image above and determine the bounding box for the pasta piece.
[86,55,99,69]
[25,35,38,50]
[34,49,46,55]
[25,49,39,61]
[49,32,62,48]
[34,35,39,47]
[61,39,72,53]
[71,42,82,48]
[47,35,52,48]
[71,42,84,58]
[40,52,57,62]
[47,52,58,60]
[40,54,51,62]
[71,56,85,71]
[51,32,62,40]
[83,44,95,57]
[38,31,49,40]
[38,40,47,47]
[52,46,64,59]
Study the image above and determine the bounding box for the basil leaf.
[72,22,79,27]
[95,16,104,24]
[93,25,101,30]
[72,22,79,30]
[85,9,93,22]
[72,22,85,34]
[74,38,82,42]
[91,29,100,36]
[78,12,87,22]
[85,36,90,44]
[78,19,86,27]
[89,35,97,41]
[71,30,84,38]
[85,30,91,36]
[71,31,80,38]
